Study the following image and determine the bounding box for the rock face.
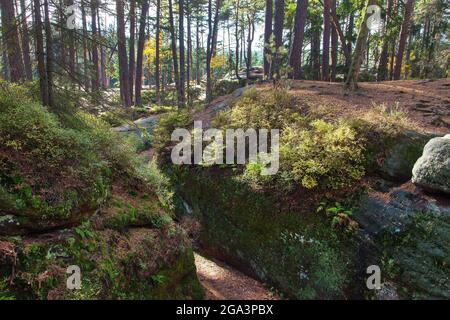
[378,130,429,182]
[412,134,450,194]
[354,183,450,299]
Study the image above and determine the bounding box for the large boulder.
[412,134,450,194]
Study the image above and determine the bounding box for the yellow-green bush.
[213,88,366,190]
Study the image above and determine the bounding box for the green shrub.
[212,88,366,190]
[280,119,365,189]
[152,110,192,154]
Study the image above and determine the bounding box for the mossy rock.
[0,219,202,300]
[166,165,361,299]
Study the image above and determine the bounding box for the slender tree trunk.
[196,15,201,85]
[345,0,375,90]
[206,0,222,101]
[393,0,415,80]
[263,0,273,79]
[329,9,351,69]
[81,0,90,91]
[288,0,308,79]
[168,0,181,105]
[179,0,186,105]
[322,0,330,81]
[135,0,149,106]
[19,0,33,80]
[97,7,106,88]
[187,1,192,104]
[377,0,393,81]
[311,28,321,80]
[90,0,100,91]
[246,15,255,79]
[155,0,161,104]
[43,0,53,106]
[33,0,48,105]
[330,0,338,81]
[1,0,25,82]
[129,0,136,102]
[273,0,285,79]
[116,0,131,107]
[234,0,240,79]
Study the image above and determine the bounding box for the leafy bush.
[280,119,365,189]
[152,110,192,155]
[213,88,366,190]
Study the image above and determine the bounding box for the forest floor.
[194,252,279,300]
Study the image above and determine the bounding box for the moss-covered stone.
[166,165,361,299]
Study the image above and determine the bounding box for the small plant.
[317,202,359,233]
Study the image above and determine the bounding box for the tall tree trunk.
[393,0,415,80]
[90,0,100,91]
[1,0,25,82]
[116,0,131,107]
[330,0,338,81]
[33,0,49,105]
[97,6,106,88]
[196,15,201,85]
[19,0,33,80]
[263,0,273,79]
[377,0,393,81]
[67,0,76,77]
[346,10,354,65]
[322,0,330,81]
[273,0,285,79]
[246,15,255,79]
[81,0,90,91]
[129,0,136,103]
[234,0,240,79]
[206,0,222,101]
[186,1,192,104]
[168,0,181,105]
[311,27,320,80]
[135,0,149,106]
[43,0,53,106]
[345,0,375,90]
[179,0,186,106]
[288,0,308,79]
[155,0,161,104]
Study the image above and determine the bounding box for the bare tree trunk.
[179,0,185,106]
[1,0,25,82]
[129,0,136,103]
[195,15,200,85]
[288,0,308,79]
[322,0,330,81]
[377,0,393,81]
[263,0,272,79]
[311,27,320,80]
[234,0,240,79]
[206,0,222,101]
[155,0,161,104]
[393,0,415,80]
[135,0,149,106]
[273,0,285,79]
[19,0,33,80]
[81,0,90,91]
[186,1,192,104]
[33,0,48,105]
[90,0,100,91]
[345,0,375,90]
[330,0,338,81]
[97,6,106,88]
[168,0,181,105]
[246,15,255,79]
[116,0,131,108]
[43,0,53,106]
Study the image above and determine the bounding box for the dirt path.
[194,252,279,300]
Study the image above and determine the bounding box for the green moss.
[167,165,359,299]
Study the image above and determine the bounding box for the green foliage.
[281,119,365,189]
[214,88,366,190]
[152,110,192,154]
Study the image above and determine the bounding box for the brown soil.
[194,252,279,300]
